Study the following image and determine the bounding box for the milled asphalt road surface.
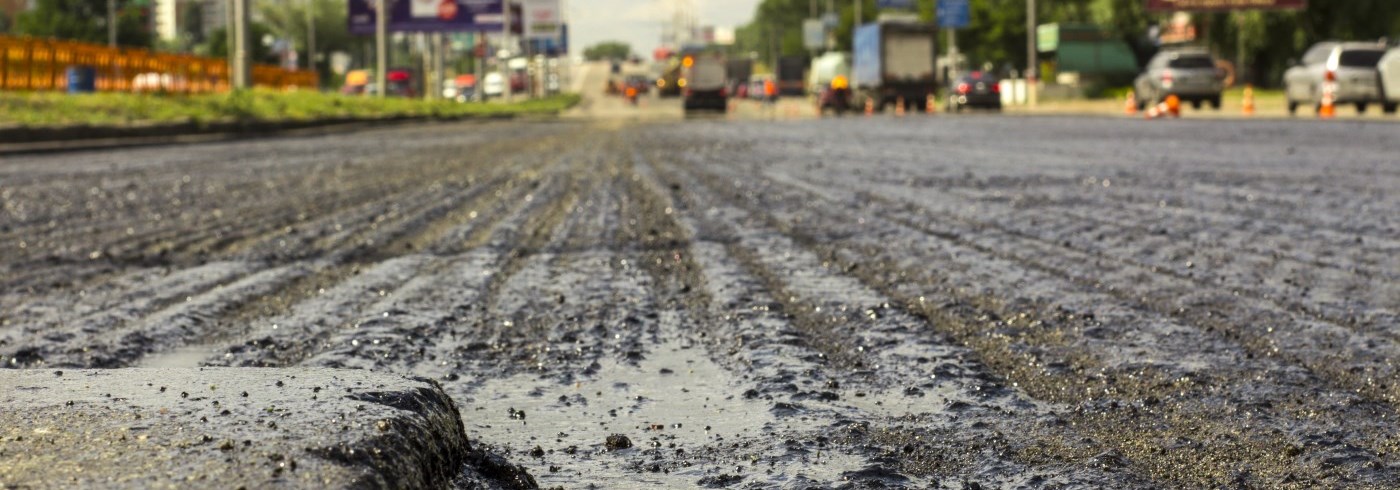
[2,113,1398,489]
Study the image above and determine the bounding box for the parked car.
[1284,41,1391,115]
[1133,49,1224,111]
[482,72,505,99]
[1374,47,1400,115]
[947,71,1002,112]
[623,74,651,95]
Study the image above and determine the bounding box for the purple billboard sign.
[1145,0,1305,11]
[349,0,505,34]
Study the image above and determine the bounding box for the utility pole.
[232,0,251,89]
[501,2,513,102]
[433,33,445,101]
[375,0,387,98]
[947,28,958,81]
[108,0,118,48]
[306,0,317,75]
[1027,0,1037,106]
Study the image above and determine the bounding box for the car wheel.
[1287,100,1299,115]
[1191,100,1202,110]
[1356,103,1368,114]
[1384,103,1399,115]
[1136,98,1147,111]
[1209,96,1222,110]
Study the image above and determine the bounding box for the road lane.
[2,115,1398,488]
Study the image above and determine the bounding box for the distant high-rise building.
[153,0,228,42]
[0,0,32,21]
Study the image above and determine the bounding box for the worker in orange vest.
[763,78,778,105]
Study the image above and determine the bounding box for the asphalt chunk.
[0,368,497,489]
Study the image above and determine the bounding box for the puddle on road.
[454,337,869,487]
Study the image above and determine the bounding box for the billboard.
[349,0,505,34]
[522,0,561,40]
[527,24,568,55]
[1145,0,1305,12]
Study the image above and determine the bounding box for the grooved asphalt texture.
[1,115,1398,488]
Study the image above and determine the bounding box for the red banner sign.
[1145,0,1306,11]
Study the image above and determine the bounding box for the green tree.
[254,0,353,83]
[731,0,1400,88]
[14,0,152,47]
[201,23,278,65]
[584,41,632,61]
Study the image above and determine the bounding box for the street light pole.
[1027,0,1037,106]
[502,2,513,102]
[375,0,387,98]
[232,0,250,88]
[108,0,118,48]
[306,0,317,75]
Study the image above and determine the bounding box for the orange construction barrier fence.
[0,35,316,93]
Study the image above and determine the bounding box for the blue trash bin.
[66,66,97,94]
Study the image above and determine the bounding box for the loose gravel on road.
[2,116,1398,489]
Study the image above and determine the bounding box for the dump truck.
[852,21,939,113]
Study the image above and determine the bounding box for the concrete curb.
[0,368,480,488]
[0,113,525,156]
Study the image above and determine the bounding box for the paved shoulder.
[0,368,526,489]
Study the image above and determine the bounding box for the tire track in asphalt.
[669,138,1400,490]
[644,146,1161,488]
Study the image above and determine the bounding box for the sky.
[567,0,761,57]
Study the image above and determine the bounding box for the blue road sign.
[877,0,916,9]
[937,0,970,29]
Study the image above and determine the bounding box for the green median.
[0,90,582,127]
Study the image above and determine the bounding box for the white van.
[1378,47,1400,114]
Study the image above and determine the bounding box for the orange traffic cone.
[1242,85,1255,116]
[926,94,937,115]
[1319,81,1336,119]
[1165,95,1182,118]
[1124,90,1138,116]
[895,97,906,117]
[864,98,874,116]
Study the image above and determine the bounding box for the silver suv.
[1133,49,1225,111]
[1284,41,1393,115]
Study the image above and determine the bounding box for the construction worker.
[763,77,778,105]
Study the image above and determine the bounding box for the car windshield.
[1339,50,1385,67]
[1168,56,1215,69]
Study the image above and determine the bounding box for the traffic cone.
[1165,95,1182,118]
[895,97,906,117]
[926,94,937,115]
[1124,90,1138,116]
[1319,82,1336,119]
[1145,100,1162,119]
[1242,85,1255,116]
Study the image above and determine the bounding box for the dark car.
[947,71,1002,112]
